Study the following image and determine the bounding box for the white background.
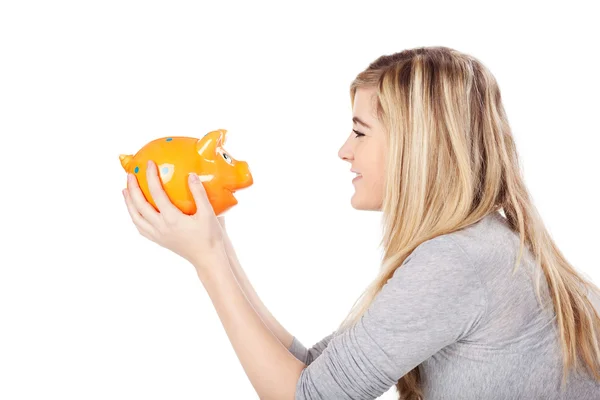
[1,1,598,399]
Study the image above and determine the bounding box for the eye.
[353,129,365,138]
[221,151,233,164]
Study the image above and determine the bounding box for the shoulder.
[400,235,474,273]
[368,235,487,337]
[387,235,482,295]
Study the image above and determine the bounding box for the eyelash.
[353,129,365,138]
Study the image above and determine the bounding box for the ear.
[196,129,227,156]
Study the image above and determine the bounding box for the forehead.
[353,87,378,116]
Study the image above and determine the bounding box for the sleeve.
[294,236,487,400]
[288,331,336,365]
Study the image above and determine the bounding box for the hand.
[122,160,226,271]
[217,216,226,232]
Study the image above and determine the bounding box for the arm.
[293,236,488,399]
[289,331,336,365]
[194,249,305,400]
[218,217,336,366]
[217,217,296,350]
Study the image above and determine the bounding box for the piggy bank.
[119,129,253,216]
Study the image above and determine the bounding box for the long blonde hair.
[336,46,600,399]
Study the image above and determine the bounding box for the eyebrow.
[353,116,372,129]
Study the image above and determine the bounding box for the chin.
[351,194,382,212]
[351,197,372,211]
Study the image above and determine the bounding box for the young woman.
[123,46,600,399]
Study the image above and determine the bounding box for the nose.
[338,137,353,162]
[236,162,253,189]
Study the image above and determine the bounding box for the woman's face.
[338,86,387,211]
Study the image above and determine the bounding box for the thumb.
[188,173,210,210]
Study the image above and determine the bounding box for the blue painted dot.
[134,166,139,173]
[161,166,169,174]
[166,137,172,141]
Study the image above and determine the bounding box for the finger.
[123,188,157,237]
[188,173,214,216]
[126,172,161,225]
[146,160,180,215]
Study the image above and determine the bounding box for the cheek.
[377,152,386,182]
[371,158,385,183]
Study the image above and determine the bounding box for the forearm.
[219,225,295,349]
[194,252,305,400]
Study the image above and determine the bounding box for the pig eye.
[221,152,233,165]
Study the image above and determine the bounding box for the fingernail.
[189,173,198,182]
[147,160,153,168]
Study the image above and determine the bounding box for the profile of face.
[338,86,387,211]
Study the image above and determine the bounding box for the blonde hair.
[336,46,600,399]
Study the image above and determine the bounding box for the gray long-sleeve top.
[288,211,600,399]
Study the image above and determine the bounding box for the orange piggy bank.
[119,129,253,216]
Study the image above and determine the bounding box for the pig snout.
[228,161,253,192]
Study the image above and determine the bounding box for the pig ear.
[196,129,227,156]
